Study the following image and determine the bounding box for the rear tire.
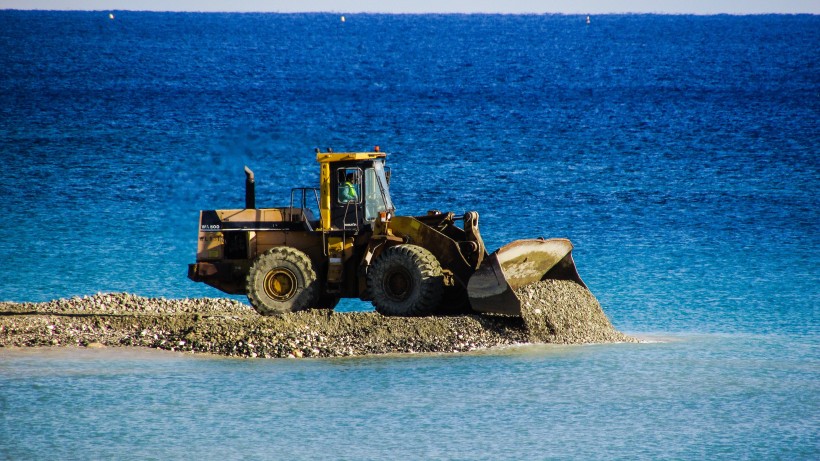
[246,247,320,315]
[367,244,443,316]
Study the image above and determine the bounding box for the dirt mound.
[0,285,634,358]
[0,294,526,358]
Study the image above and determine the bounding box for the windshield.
[364,160,395,221]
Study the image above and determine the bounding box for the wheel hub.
[384,268,412,301]
[263,269,297,300]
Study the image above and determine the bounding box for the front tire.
[367,244,443,316]
[246,247,320,315]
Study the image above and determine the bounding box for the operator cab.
[317,150,394,232]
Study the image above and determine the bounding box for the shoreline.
[0,338,645,363]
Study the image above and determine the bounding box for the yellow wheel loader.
[188,148,587,316]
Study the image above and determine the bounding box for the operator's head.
[346,173,354,182]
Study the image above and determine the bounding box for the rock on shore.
[0,284,636,358]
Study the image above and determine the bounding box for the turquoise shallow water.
[1,335,817,460]
[0,11,818,459]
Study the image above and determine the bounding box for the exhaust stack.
[244,166,255,209]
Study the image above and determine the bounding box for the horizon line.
[2,9,818,16]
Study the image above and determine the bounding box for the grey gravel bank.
[0,281,636,358]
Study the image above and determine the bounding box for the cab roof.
[315,152,386,163]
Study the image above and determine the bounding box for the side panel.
[200,208,310,231]
[196,231,224,261]
[190,209,327,296]
[255,231,325,267]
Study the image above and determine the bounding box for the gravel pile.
[517,280,637,344]
[1,286,635,358]
[0,293,254,315]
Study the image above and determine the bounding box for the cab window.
[337,168,362,204]
[364,168,385,220]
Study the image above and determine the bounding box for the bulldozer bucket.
[466,238,587,316]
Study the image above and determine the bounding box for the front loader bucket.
[466,238,587,316]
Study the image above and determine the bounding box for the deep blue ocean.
[0,11,817,460]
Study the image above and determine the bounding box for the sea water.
[0,11,817,460]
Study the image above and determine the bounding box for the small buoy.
[109,13,114,20]
[341,15,345,22]
[586,15,590,24]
